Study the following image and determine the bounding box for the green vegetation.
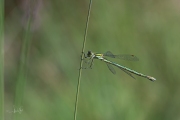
[0,0,4,119]
[4,0,180,120]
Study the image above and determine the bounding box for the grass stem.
[0,0,4,119]
[74,0,92,120]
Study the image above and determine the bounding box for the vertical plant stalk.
[0,0,4,119]
[13,1,34,120]
[14,17,32,120]
[74,0,92,120]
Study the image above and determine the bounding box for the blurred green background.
[4,0,180,120]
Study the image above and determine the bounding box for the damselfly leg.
[82,51,95,69]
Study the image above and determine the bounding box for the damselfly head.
[87,51,93,57]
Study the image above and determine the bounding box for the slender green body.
[101,58,156,81]
[86,51,156,82]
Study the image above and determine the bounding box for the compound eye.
[87,51,92,57]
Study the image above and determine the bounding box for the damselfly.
[84,51,156,81]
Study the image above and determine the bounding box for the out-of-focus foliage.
[4,0,180,120]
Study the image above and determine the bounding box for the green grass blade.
[0,0,4,119]
[74,0,92,120]
[13,5,32,120]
